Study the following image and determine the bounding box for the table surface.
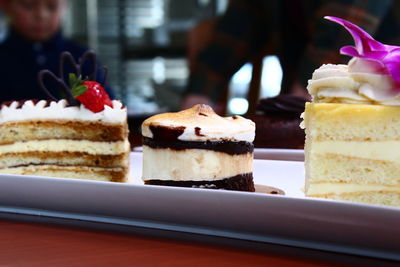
[0,219,398,266]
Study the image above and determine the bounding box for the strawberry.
[69,73,113,113]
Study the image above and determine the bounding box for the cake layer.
[142,137,253,155]
[0,151,129,169]
[307,182,400,195]
[307,154,400,186]
[302,103,400,141]
[248,115,305,149]
[0,139,130,155]
[145,173,255,192]
[0,119,128,144]
[142,146,253,181]
[0,165,128,182]
[309,191,400,207]
[311,141,400,162]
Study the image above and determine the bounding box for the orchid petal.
[383,51,400,82]
[340,46,360,57]
[325,16,385,54]
[387,47,400,53]
[363,50,389,60]
[326,16,400,83]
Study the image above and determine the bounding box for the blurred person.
[182,0,399,113]
[0,0,113,102]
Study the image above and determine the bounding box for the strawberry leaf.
[71,85,88,97]
[69,73,85,89]
[69,73,76,88]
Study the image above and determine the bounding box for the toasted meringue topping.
[142,104,255,142]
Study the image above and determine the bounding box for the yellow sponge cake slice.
[302,16,400,207]
[303,103,400,206]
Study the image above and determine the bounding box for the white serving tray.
[0,153,399,261]
[253,148,304,161]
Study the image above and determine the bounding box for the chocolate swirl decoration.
[256,95,308,118]
[38,50,108,105]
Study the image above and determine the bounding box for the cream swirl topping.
[307,59,400,105]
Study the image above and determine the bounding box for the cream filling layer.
[307,182,400,195]
[0,165,125,181]
[142,146,253,181]
[0,139,130,155]
[312,141,400,162]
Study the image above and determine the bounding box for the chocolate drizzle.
[194,127,205,137]
[149,125,186,141]
[37,50,107,105]
[257,95,307,118]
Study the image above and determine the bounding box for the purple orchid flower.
[325,16,400,85]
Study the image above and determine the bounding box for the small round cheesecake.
[141,104,255,191]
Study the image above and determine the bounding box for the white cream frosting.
[307,58,400,105]
[142,104,255,142]
[0,99,127,124]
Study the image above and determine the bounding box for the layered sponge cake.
[141,104,255,191]
[302,16,400,206]
[303,103,400,206]
[0,99,130,182]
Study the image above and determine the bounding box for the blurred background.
[0,0,282,116]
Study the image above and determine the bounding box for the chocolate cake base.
[145,173,255,192]
[248,115,305,149]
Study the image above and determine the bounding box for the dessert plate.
[253,148,304,161]
[0,153,399,261]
